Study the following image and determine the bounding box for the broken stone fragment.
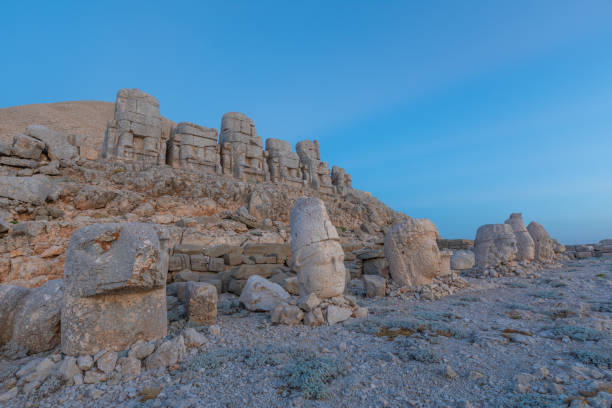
[184,282,218,325]
[270,304,304,325]
[239,275,289,312]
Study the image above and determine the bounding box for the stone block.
[168,254,190,271]
[190,254,210,272]
[184,282,218,325]
[208,257,225,272]
[362,275,386,297]
[231,264,284,280]
[204,244,243,258]
[224,252,242,266]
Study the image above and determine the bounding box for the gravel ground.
[3,257,612,408]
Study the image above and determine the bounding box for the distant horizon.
[2,1,611,244]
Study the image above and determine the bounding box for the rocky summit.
[0,89,610,408]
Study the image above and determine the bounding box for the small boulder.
[270,304,304,325]
[326,305,352,325]
[239,275,289,312]
[297,293,321,312]
[11,133,45,160]
[362,275,386,297]
[145,335,185,370]
[183,328,207,348]
[27,125,78,162]
[0,175,55,205]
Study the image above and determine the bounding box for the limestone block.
[326,305,352,325]
[384,218,442,287]
[270,304,303,325]
[362,275,386,297]
[27,125,78,162]
[184,282,218,325]
[145,335,185,370]
[0,285,29,345]
[11,133,44,160]
[10,279,63,353]
[231,264,283,280]
[0,175,55,205]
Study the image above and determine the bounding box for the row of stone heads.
[102,88,352,192]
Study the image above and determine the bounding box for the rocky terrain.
[0,89,610,407]
[1,258,610,408]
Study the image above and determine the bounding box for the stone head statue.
[296,140,320,161]
[290,197,345,298]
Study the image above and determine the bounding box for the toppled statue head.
[290,197,345,298]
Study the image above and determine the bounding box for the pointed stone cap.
[290,197,338,252]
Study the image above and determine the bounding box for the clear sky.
[2,1,611,244]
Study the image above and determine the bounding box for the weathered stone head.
[504,213,535,263]
[384,218,442,287]
[296,140,320,161]
[473,224,518,270]
[290,197,345,298]
[62,223,168,356]
[526,221,554,262]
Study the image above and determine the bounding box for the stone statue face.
[296,141,319,160]
[294,240,345,298]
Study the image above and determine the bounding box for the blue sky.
[2,1,611,244]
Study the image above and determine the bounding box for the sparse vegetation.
[530,291,563,299]
[571,350,612,368]
[549,325,605,341]
[189,346,285,372]
[500,393,562,408]
[278,352,347,400]
[30,376,64,401]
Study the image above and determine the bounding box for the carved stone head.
[290,197,345,298]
